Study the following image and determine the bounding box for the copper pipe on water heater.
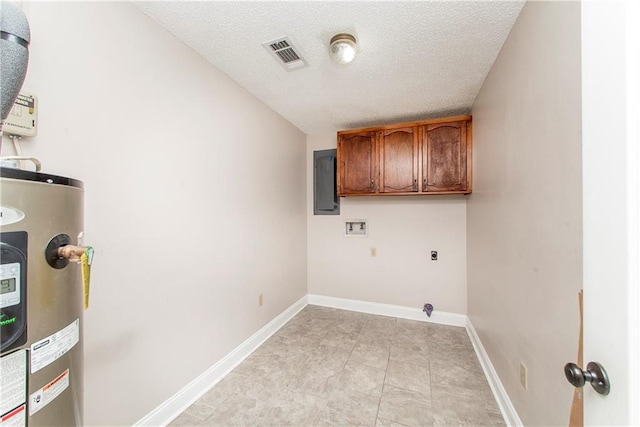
[57,245,88,262]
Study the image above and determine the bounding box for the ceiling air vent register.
[263,37,308,71]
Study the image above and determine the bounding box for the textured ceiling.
[133,1,525,134]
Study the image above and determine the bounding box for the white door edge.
[626,0,640,424]
[581,0,638,425]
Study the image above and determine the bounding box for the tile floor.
[170,305,505,426]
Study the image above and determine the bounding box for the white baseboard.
[307,294,467,327]
[466,318,522,427]
[133,295,308,427]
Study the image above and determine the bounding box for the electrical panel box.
[314,149,340,215]
[4,92,38,137]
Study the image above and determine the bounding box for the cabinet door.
[338,132,376,195]
[379,127,418,193]
[422,121,468,192]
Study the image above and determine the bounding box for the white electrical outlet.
[520,362,528,390]
[371,247,377,257]
[258,294,264,307]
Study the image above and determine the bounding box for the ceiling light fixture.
[329,33,357,64]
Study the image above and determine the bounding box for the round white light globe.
[329,34,357,64]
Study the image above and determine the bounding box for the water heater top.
[0,167,84,189]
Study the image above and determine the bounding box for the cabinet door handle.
[413,179,417,191]
[370,180,375,192]
[423,178,427,191]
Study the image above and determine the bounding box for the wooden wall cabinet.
[337,131,377,195]
[337,115,472,196]
[422,120,468,192]
[379,127,419,193]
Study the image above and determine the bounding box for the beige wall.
[307,133,467,314]
[13,3,307,425]
[467,2,582,426]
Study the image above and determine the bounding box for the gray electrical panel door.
[314,149,340,215]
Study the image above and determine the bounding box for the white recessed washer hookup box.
[345,219,368,237]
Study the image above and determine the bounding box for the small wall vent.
[263,37,308,71]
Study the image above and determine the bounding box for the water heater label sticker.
[0,350,27,419]
[0,405,26,427]
[28,369,69,417]
[30,319,79,374]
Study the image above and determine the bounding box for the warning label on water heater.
[28,369,69,416]
[0,405,26,427]
[30,319,79,374]
[0,350,26,424]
